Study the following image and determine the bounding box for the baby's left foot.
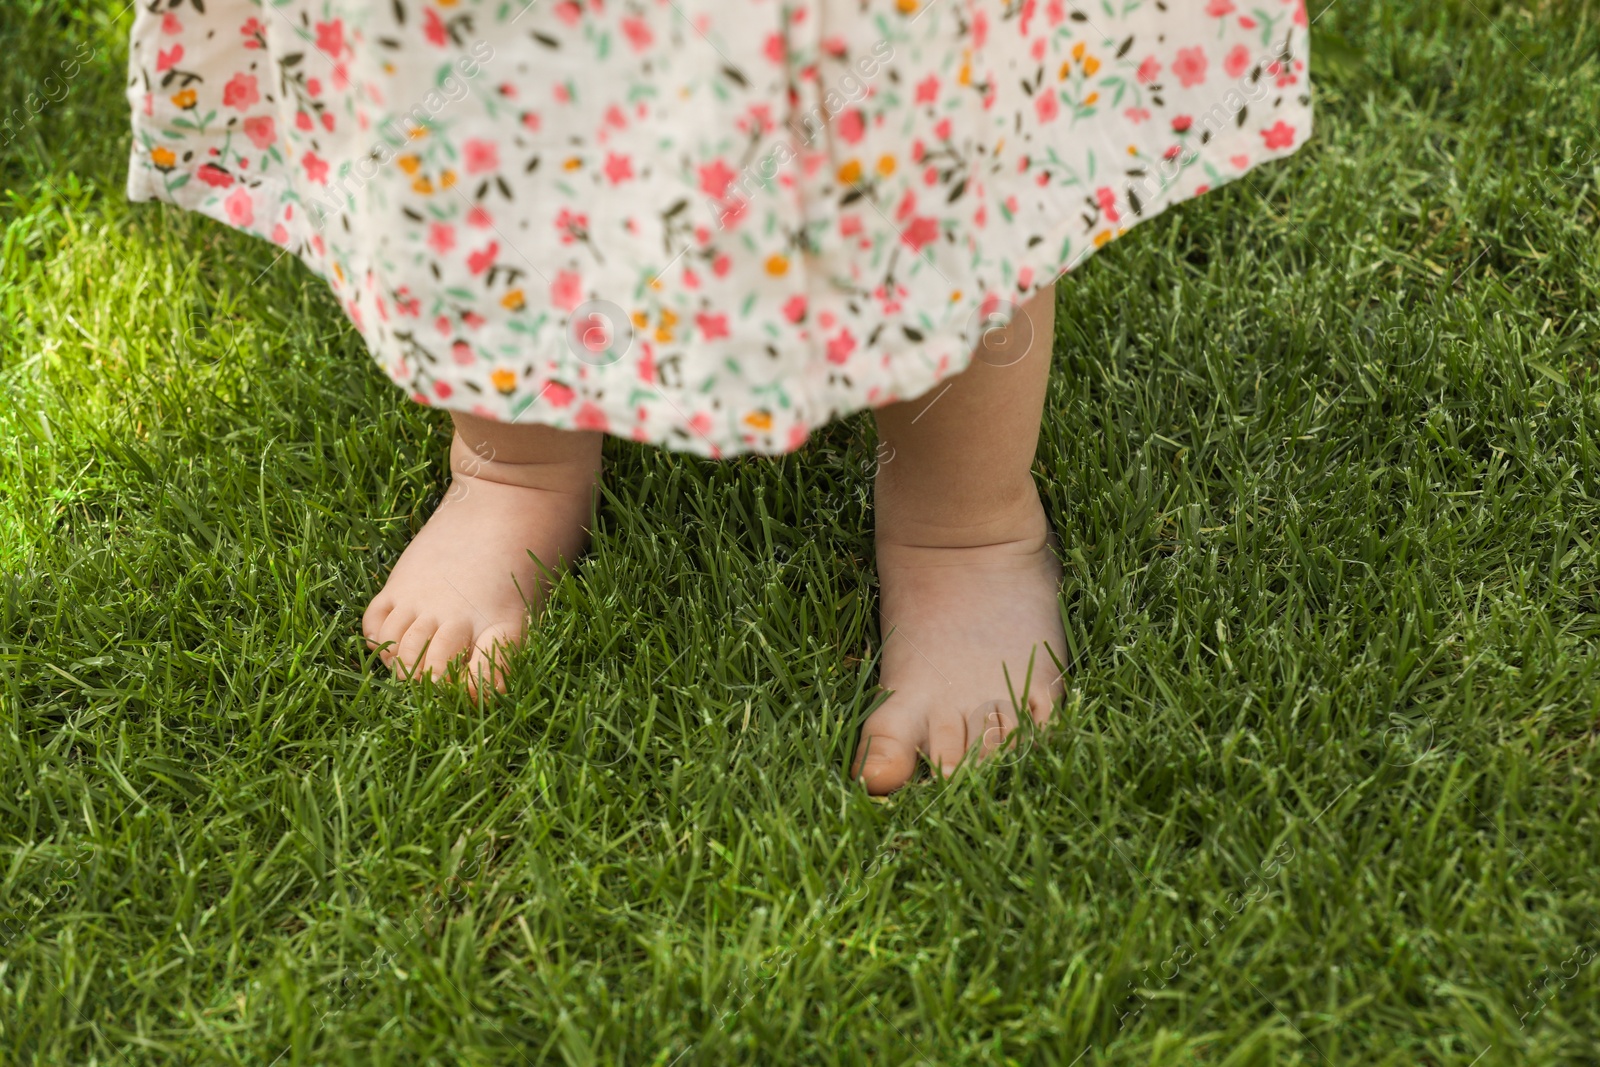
[853,482,1067,794]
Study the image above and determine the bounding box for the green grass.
[4,0,1600,1063]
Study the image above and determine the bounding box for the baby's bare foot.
[361,423,600,694]
[853,484,1067,794]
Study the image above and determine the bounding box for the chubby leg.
[854,285,1067,793]
[362,413,601,695]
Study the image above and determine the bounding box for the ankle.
[449,427,602,495]
[874,469,1049,551]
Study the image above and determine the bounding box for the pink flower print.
[271,224,289,245]
[1172,114,1192,132]
[1172,47,1208,87]
[717,196,749,229]
[837,109,865,145]
[605,104,627,128]
[554,83,570,104]
[603,152,633,183]
[1261,121,1297,150]
[699,159,735,199]
[1136,56,1161,84]
[463,139,498,174]
[1095,186,1120,223]
[682,267,700,290]
[463,310,485,330]
[156,45,182,72]
[302,151,329,183]
[306,78,322,97]
[435,315,452,336]
[544,382,575,407]
[423,8,446,46]
[933,117,952,140]
[901,216,940,253]
[332,63,349,91]
[688,412,713,437]
[522,111,541,131]
[243,115,276,149]
[763,33,785,63]
[696,312,730,340]
[1124,107,1151,124]
[894,189,916,222]
[1047,0,1065,24]
[972,10,988,48]
[433,380,453,400]
[1292,0,1308,26]
[1031,37,1047,62]
[915,75,939,104]
[783,295,808,323]
[467,205,492,228]
[1225,44,1251,78]
[712,254,731,277]
[826,329,856,364]
[1035,91,1059,123]
[840,215,862,237]
[160,12,181,33]
[1205,0,1235,14]
[466,242,499,275]
[198,164,234,188]
[575,402,609,431]
[555,209,588,244]
[555,0,581,23]
[315,19,344,56]
[551,270,583,311]
[224,187,254,227]
[1230,153,1251,169]
[451,341,476,365]
[621,17,652,51]
[427,223,455,254]
[295,111,313,131]
[320,112,335,132]
[240,18,263,47]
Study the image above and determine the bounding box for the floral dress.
[127,0,1311,457]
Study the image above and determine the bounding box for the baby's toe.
[923,711,972,780]
[393,617,442,678]
[421,618,475,680]
[853,705,926,795]
[361,592,396,651]
[373,606,418,667]
[970,699,1021,760]
[464,623,521,698]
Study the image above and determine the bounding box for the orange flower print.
[171,88,197,109]
[149,146,176,171]
[744,410,774,430]
[490,368,517,394]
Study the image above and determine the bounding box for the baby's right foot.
[361,418,601,694]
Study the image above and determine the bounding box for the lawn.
[3,0,1600,1063]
